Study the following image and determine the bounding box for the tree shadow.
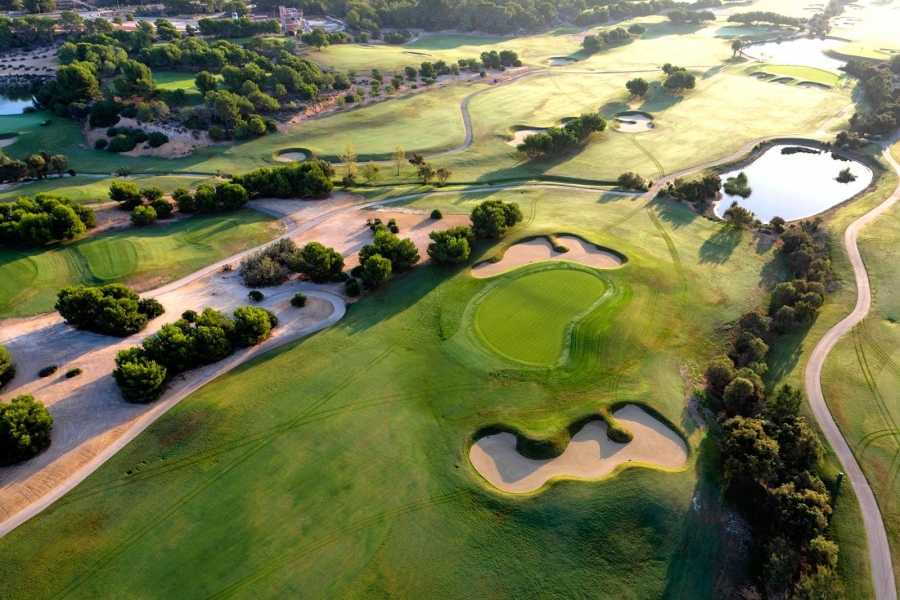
[764,329,806,389]
[638,82,685,112]
[641,22,706,40]
[652,198,700,230]
[752,231,776,255]
[698,226,743,264]
[599,100,632,119]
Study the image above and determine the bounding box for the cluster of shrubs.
[617,171,649,191]
[726,10,803,27]
[0,149,71,184]
[231,160,335,199]
[0,342,16,388]
[0,393,53,466]
[427,226,475,265]
[55,283,165,337]
[384,29,412,44]
[0,193,96,246]
[516,114,608,158]
[172,182,249,215]
[661,63,696,92]
[112,305,277,403]
[842,58,900,137]
[661,173,721,205]
[354,230,420,287]
[240,238,300,287]
[96,126,168,152]
[667,8,716,23]
[582,26,632,54]
[470,199,524,239]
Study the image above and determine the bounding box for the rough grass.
[473,265,608,365]
[0,210,282,318]
[0,188,871,597]
[0,175,221,204]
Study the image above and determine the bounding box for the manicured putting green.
[474,267,607,365]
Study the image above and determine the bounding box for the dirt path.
[469,404,688,493]
[803,133,900,600]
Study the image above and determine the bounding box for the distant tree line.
[112,305,278,403]
[842,59,900,137]
[726,11,803,27]
[232,160,335,199]
[0,192,94,247]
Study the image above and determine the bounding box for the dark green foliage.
[599,407,633,443]
[666,174,721,203]
[232,305,274,346]
[0,343,15,387]
[291,292,307,307]
[0,193,93,247]
[239,238,297,287]
[55,283,164,337]
[704,355,734,396]
[172,187,194,214]
[470,199,523,238]
[769,216,786,234]
[0,394,53,465]
[427,226,474,264]
[38,365,57,378]
[516,113,607,158]
[723,201,756,229]
[248,290,264,302]
[726,11,802,26]
[359,230,420,272]
[625,77,649,97]
[723,171,752,198]
[193,184,218,214]
[617,171,647,190]
[345,277,360,297]
[147,132,169,148]
[290,241,345,283]
[216,182,249,211]
[109,179,142,209]
[151,198,173,218]
[107,134,137,153]
[94,138,108,149]
[112,348,167,403]
[430,209,443,219]
[582,26,631,54]
[65,367,82,378]
[360,253,391,287]
[131,205,157,226]
[663,70,696,92]
[232,161,334,199]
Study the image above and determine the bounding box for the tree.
[470,199,523,238]
[55,283,162,337]
[626,77,649,97]
[794,566,844,600]
[50,154,69,177]
[723,200,756,229]
[731,38,744,57]
[194,184,219,213]
[418,163,436,185]
[436,166,452,187]
[427,226,474,264]
[112,348,167,403]
[724,376,763,416]
[301,27,328,50]
[290,241,345,283]
[705,356,735,396]
[359,230,420,272]
[0,395,52,466]
[23,0,54,13]
[663,70,696,92]
[339,141,357,179]
[392,145,405,175]
[628,23,646,36]
[362,161,381,185]
[131,205,157,226]
[109,179,142,209]
[721,416,779,486]
[360,253,392,287]
[617,171,646,190]
[142,323,196,373]
[140,187,164,202]
[113,59,157,99]
[232,305,274,346]
[724,172,752,198]
[216,182,249,210]
[0,342,15,387]
[195,71,218,94]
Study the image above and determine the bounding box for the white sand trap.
[470,404,688,493]
[615,113,654,132]
[0,136,17,147]
[797,82,831,90]
[549,57,578,66]
[276,151,307,162]
[507,129,547,146]
[471,235,623,278]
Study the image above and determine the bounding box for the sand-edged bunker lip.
[275,149,309,162]
[614,111,654,132]
[469,405,689,493]
[472,235,624,278]
[506,128,547,147]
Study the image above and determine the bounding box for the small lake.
[714,144,873,222]
[743,37,845,71]
[0,93,34,115]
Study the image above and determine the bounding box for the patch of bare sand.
[0,275,341,528]
[251,192,364,229]
[507,129,547,146]
[275,151,307,162]
[471,235,623,278]
[0,136,17,147]
[83,117,215,160]
[469,404,688,493]
[296,208,469,268]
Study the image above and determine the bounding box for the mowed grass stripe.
[474,267,607,365]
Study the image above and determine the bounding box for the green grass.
[754,64,842,86]
[0,187,871,597]
[473,265,609,365]
[0,209,283,318]
[835,44,891,60]
[0,175,222,205]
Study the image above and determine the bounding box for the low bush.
[38,365,57,378]
[151,198,173,218]
[345,278,360,297]
[470,199,523,238]
[131,205,157,226]
[248,290,264,301]
[94,138,108,149]
[240,238,297,287]
[65,367,82,378]
[56,283,165,337]
[290,241,344,283]
[0,343,15,387]
[427,226,475,264]
[291,292,307,307]
[107,134,137,153]
[430,208,443,219]
[0,394,53,465]
[147,131,169,148]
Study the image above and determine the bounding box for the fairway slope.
[470,404,688,493]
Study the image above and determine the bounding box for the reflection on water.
[714,144,873,222]
[0,92,34,115]
[743,37,846,71]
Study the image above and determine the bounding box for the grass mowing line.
[204,491,468,600]
[599,196,650,233]
[626,133,665,179]
[473,267,610,365]
[52,267,448,599]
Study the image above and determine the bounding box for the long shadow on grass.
[698,226,743,264]
[638,82,685,113]
[764,329,806,388]
[660,435,750,597]
[474,144,607,185]
[652,198,701,230]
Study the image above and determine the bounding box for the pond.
[743,37,846,71]
[714,144,873,222]
[0,92,34,115]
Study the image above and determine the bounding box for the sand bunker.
[615,112,654,132]
[549,57,578,66]
[0,136,17,147]
[507,129,547,146]
[276,151,307,162]
[470,404,688,493]
[797,82,832,90]
[471,235,623,278]
[772,77,794,84]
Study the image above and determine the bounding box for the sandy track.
[472,235,623,278]
[469,404,688,493]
